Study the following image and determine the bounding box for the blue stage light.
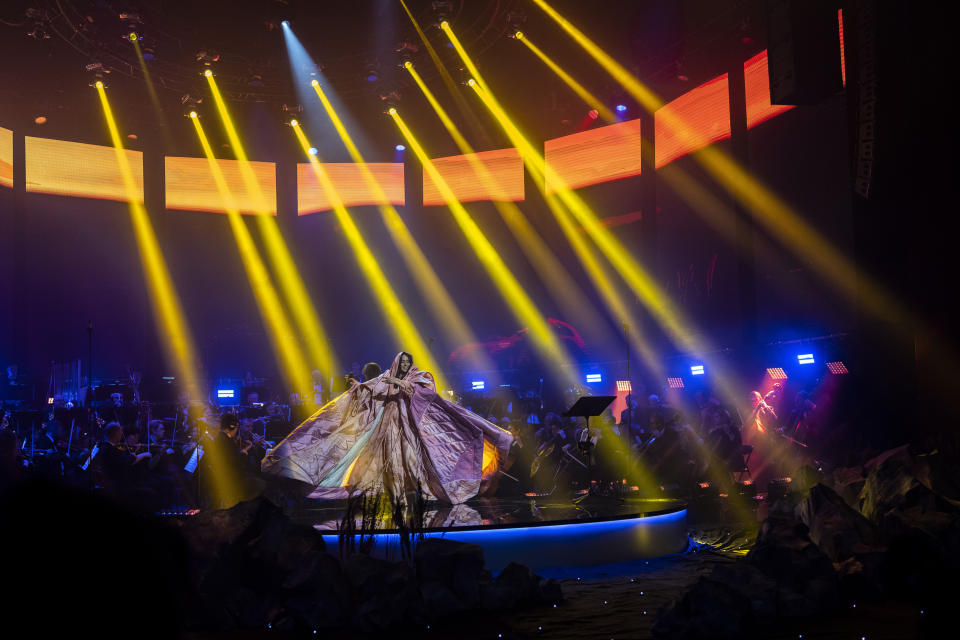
[616,104,627,113]
[797,353,815,365]
[690,364,705,375]
[471,380,485,390]
[216,389,235,399]
[308,147,318,155]
[585,373,602,384]
[281,20,290,28]
[395,144,405,151]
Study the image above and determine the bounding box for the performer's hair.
[362,362,382,381]
[104,422,123,440]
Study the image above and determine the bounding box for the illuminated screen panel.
[0,126,12,188]
[744,51,795,129]
[297,162,404,215]
[544,118,643,194]
[165,156,276,215]
[423,147,523,206]
[654,74,731,168]
[25,136,143,202]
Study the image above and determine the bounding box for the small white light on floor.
[553,604,557,608]
[603,600,607,605]
[852,604,857,608]
[640,591,644,595]
[538,627,542,631]
[643,611,647,615]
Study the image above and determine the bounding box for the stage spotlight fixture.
[615,104,627,113]
[467,78,476,87]
[380,90,401,115]
[127,32,139,42]
[388,107,397,115]
[767,367,788,380]
[395,144,406,151]
[364,59,382,82]
[188,111,198,119]
[616,380,632,392]
[181,93,203,118]
[308,147,318,156]
[281,20,290,28]
[511,30,525,40]
[204,69,213,77]
[826,361,849,374]
[94,80,104,89]
[197,50,221,67]
[34,116,47,125]
[472,380,485,391]
[585,373,602,384]
[289,119,298,127]
[667,377,685,389]
[797,353,815,365]
[690,365,705,376]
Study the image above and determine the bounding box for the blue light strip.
[319,508,687,544]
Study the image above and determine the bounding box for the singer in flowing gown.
[262,352,513,503]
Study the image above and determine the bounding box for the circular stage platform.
[297,496,688,571]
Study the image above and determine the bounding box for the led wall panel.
[165,156,276,215]
[297,162,404,215]
[25,136,143,202]
[544,118,643,194]
[654,74,731,168]
[744,51,795,129]
[423,147,523,206]
[0,126,12,188]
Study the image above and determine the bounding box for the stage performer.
[262,352,513,503]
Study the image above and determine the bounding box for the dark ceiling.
[0,0,762,159]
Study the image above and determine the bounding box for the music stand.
[563,396,620,505]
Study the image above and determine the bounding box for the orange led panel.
[544,118,643,194]
[165,156,276,215]
[1,126,12,188]
[297,162,404,215]
[25,136,143,202]
[654,74,731,168]
[423,147,523,206]
[744,50,795,129]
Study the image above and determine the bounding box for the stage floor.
[295,495,689,571]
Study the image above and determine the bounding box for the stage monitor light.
[585,373,602,384]
[766,367,788,380]
[472,380,485,390]
[616,380,632,392]
[615,104,627,113]
[797,354,815,365]
[667,377,685,389]
[395,144,406,151]
[826,361,849,374]
[690,365,705,376]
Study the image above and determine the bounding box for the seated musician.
[199,413,262,509]
[94,422,151,495]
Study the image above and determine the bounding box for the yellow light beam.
[205,71,339,379]
[308,80,493,379]
[405,61,626,363]
[514,32,616,123]
[290,121,448,390]
[445,28,740,400]
[191,114,313,395]
[399,0,488,139]
[527,0,921,341]
[95,82,204,403]
[389,108,577,386]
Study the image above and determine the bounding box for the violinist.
[93,422,150,495]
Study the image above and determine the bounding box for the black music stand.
[563,396,621,505]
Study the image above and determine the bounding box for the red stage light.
[766,367,788,380]
[826,361,848,374]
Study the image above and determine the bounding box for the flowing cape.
[261,353,513,503]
